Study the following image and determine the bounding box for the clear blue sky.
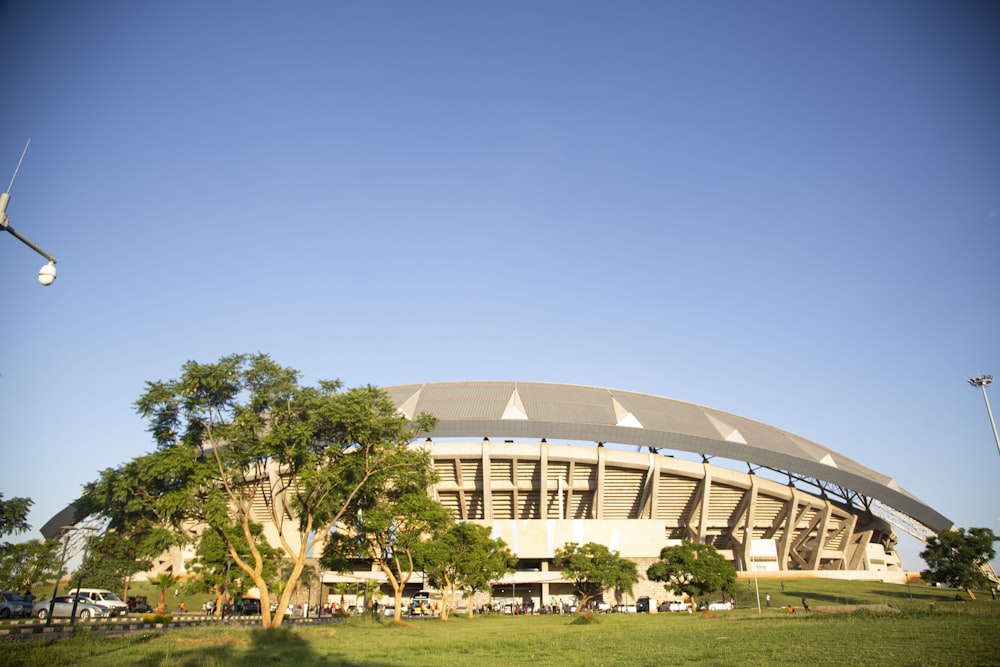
[2,1,998,571]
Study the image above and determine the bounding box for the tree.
[0,538,61,593]
[647,541,736,611]
[332,581,352,614]
[74,530,170,600]
[415,521,516,620]
[360,578,382,611]
[553,542,638,612]
[321,478,451,624]
[921,527,998,599]
[150,572,179,615]
[0,493,32,546]
[76,353,436,629]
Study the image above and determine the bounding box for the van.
[71,588,129,616]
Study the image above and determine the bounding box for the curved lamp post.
[1,140,59,285]
[968,375,1000,457]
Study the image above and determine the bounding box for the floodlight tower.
[967,375,1000,457]
[1,139,59,285]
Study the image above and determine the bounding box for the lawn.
[3,580,998,667]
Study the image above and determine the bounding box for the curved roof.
[384,381,951,533]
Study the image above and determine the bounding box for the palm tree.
[333,582,352,614]
[150,572,179,615]
[362,579,382,610]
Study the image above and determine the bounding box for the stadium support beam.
[482,440,493,520]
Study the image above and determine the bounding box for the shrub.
[141,613,173,624]
[570,610,600,625]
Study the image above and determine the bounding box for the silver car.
[0,591,32,618]
[33,595,109,620]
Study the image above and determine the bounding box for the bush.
[570,610,600,625]
[141,613,173,624]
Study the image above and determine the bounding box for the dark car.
[240,597,261,615]
[128,595,152,613]
[636,596,651,613]
[0,591,32,618]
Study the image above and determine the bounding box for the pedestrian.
[765,593,771,608]
[780,580,785,591]
[801,597,809,611]
[22,589,34,604]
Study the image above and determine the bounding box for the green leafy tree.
[77,353,436,629]
[647,541,736,610]
[0,538,60,592]
[921,527,998,599]
[73,530,170,600]
[321,475,451,624]
[553,542,638,612]
[415,521,516,620]
[0,494,32,546]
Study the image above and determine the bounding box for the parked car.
[664,600,692,612]
[636,597,652,613]
[701,600,734,611]
[0,591,33,618]
[34,595,109,620]
[72,588,129,616]
[240,597,262,615]
[409,590,432,615]
[127,595,152,613]
[613,603,637,613]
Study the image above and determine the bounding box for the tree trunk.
[156,590,166,615]
[392,587,404,623]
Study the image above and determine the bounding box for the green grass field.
[3,579,998,666]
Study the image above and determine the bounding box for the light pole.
[45,526,74,627]
[69,527,98,624]
[751,560,761,615]
[968,375,1000,457]
[1,139,59,285]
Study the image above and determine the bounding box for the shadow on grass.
[130,626,327,667]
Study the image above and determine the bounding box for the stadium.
[44,380,952,609]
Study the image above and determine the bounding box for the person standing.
[765,593,771,608]
[801,596,809,611]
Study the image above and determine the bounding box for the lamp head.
[38,261,56,286]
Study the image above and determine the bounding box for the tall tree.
[553,542,638,612]
[415,521,516,620]
[921,527,998,599]
[77,353,436,629]
[647,541,736,611]
[322,479,451,624]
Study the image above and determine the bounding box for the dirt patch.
[811,603,899,614]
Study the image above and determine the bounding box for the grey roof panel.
[384,381,951,532]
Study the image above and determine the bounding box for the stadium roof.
[384,381,951,533]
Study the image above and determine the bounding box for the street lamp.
[1,139,59,285]
[45,526,74,627]
[968,375,1000,457]
[69,527,98,624]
